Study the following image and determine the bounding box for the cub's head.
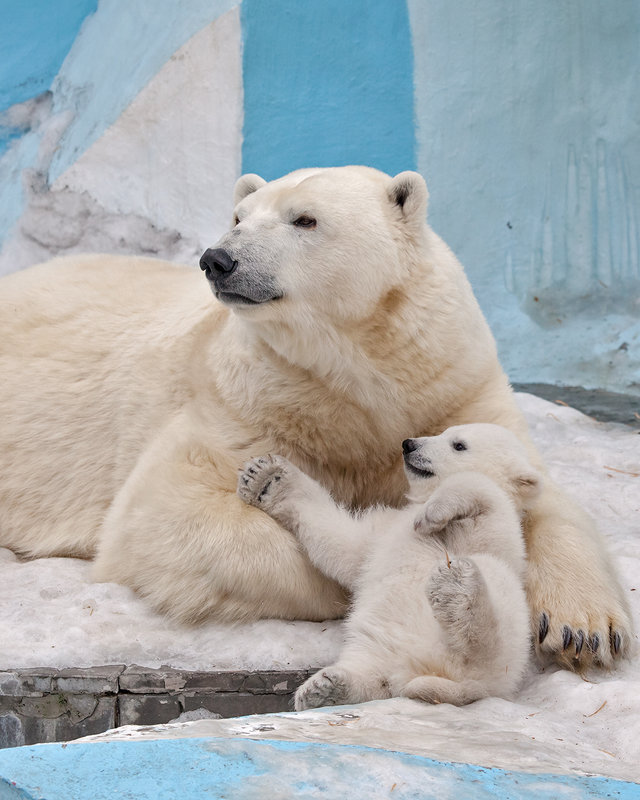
[402,423,542,508]
[199,166,428,323]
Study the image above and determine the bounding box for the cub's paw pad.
[237,454,291,509]
[427,557,481,615]
[294,668,351,711]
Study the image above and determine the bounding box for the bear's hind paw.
[294,667,354,711]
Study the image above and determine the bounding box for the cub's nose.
[199,248,238,277]
[402,438,419,454]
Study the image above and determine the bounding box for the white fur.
[238,424,539,708]
[0,166,631,667]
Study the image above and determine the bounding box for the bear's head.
[199,166,429,324]
[402,423,542,509]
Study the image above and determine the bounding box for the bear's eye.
[292,215,317,229]
[452,441,467,452]
[233,215,240,226]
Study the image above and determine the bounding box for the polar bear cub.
[238,423,542,709]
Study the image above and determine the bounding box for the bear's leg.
[427,557,500,658]
[525,482,633,669]
[93,430,348,624]
[238,454,374,589]
[294,665,390,711]
[401,675,486,706]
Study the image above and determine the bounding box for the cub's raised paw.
[414,490,472,535]
[414,501,450,535]
[237,454,292,512]
[294,667,353,711]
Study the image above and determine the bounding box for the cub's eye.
[452,441,467,452]
[292,215,317,229]
[233,215,240,226]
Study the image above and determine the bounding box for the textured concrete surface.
[0,666,312,749]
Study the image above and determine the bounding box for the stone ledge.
[0,666,315,749]
[513,383,640,428]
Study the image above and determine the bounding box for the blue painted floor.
[1,737,638,800]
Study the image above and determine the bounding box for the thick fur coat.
[237,424,539,708]
[0,166,631,667]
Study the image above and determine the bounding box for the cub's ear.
[511,468,542,504]
[387,171,429,228]
[234,173,267,205]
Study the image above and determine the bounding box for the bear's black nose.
[402,438,419,454]
[200,248,238,277]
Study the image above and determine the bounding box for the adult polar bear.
[0,166,630,669]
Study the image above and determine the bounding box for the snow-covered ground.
[1,392,639,780]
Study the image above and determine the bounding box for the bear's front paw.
[531,571,634,670]
[237,454,293,512]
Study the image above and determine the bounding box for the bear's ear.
[511,468,542,504]
[387,171,428,228]
[234,173,267,205]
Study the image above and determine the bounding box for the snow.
[1,392,639,779]
[0,548,343,672]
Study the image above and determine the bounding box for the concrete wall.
[0,0,638,393]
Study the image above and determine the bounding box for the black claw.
[589,633,600,654]
[610,628,621,656]
[574,630,585,657]
[538,612,549,644]
[562,626,573,650]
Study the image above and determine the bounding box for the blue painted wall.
[241,0,416,180]
[409,0,640,390]
[0,0,98,155]
[46,0,237,185]
[0,0,638,393]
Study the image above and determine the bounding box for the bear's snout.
[402,439,419,454]
[199,248,238,280]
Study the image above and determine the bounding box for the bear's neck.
[245,289,422,413]
[211,274,498,508]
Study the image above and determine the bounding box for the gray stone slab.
[0,665,316,747]
[0,713,24,749]
[119,665,189,694]
[19,696,116,746]
[117,693,182,727]
[56,665,124,695]
[0,670,55,697]
[181,691,292,718]
[513,383,640,428]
